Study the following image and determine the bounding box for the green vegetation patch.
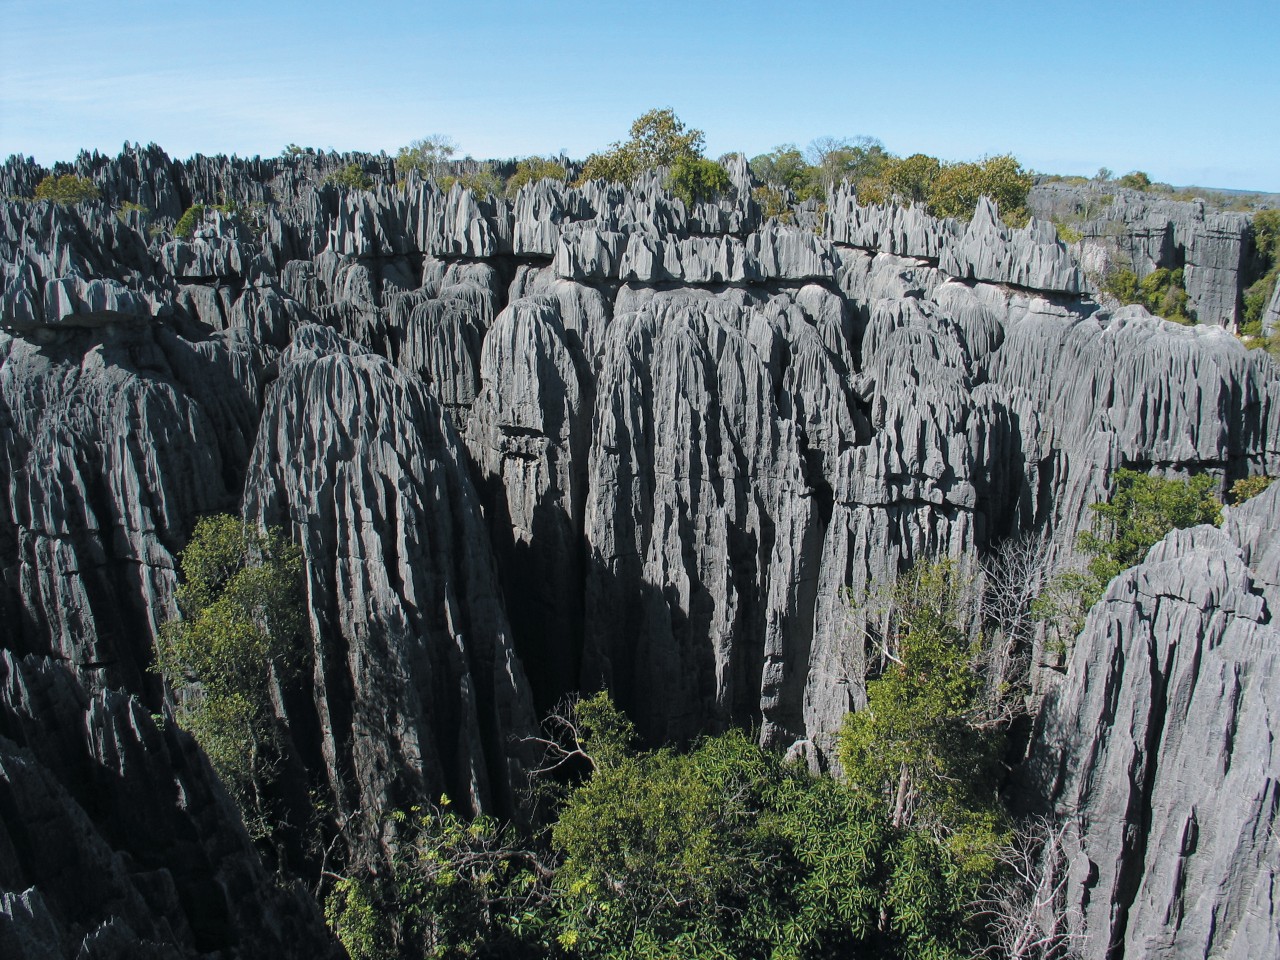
[33,173,100,204]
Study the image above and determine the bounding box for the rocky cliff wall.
[2,146,1278,857]
[1024,482,1280,959]
[0,651,340,959]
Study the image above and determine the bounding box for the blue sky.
[3,0,1277,191]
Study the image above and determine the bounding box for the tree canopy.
[33,173,100,204]
[396,135,457,180]
[156,514,306,834]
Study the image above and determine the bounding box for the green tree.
[328,686,1002,960]
[555,693,987,959]
[326,163,374,190]
[1242,209,1280,335]
[438,165,505,198]
[806,135,890,197]
[156,514,306,834]
[927,154,1033,225]
[838,562,1007,843]
[505,157,568,196]
[397,135,457,181]
[34,173,100,204]
[1103,267,1193,323]
[173,203,206,240]
[665,154,732,206]
[116,200,150,224]
[1229,474,1275,504]
[579,108,706,186]
[1118,170,1152,191]
[1076,468,1222,606]
[858,153,942,207]
[749,144,819,200]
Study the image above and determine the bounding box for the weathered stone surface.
[1264,278,1280,337]
[1028,183,1252,328]
[242,328,538,821]
[988,304,1280,472]
[1025,482,1280,959]
[827,186,958,260]
[507,265,614,365]
[0,324,263,694]
[466,297,590,708]
[581,290,855,746]
[1,201,166,330]
[2,149,1280,960]
[940,198,1085,294]
[0,652,339,960]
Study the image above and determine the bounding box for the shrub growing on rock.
[579,108,706,186]
[156,514,306,836]
[326,163,374,190]
[665,155,731,206]
[505,156,568,196]
[33,173,100,204]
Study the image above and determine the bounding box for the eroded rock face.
[1025,482,1280,959]
[1027,182,1253,328]
[243,327,538,822]
[1,143,1278,824]
[0,324,263,695]
[0,652,340,960]
[466,298,590,710]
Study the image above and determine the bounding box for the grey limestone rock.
[940,197,1085,294]
[243,329,538,822]
[0,651,339,960]
[0,324,264,694]
[826,186,959,260]
[1264,278,1280,337]
[988,304,1280,473]
[1030,184,1252,328]
[581,290,850,746]
[466,297,590,708]
[1025,482,1280,959]
[507,265,614,366]
[397,295,487,425]
[1184,211,1251,328]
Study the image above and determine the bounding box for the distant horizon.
[11,139,1280,200]
[3,0,1277,193]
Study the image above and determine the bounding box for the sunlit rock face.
[1024,483,1280,960]
[1,147,1278,935]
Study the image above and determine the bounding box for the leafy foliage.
[749,144,820,201]
[752,184,793,222]
[554,719,983,960]
[927,155,1033,225]
[665,155,732,206]
[1102,266,1193,323]
[33,173,100,204]
[838,562,1008,845]
[397,135,458,181]
[325,684,1013,959]
[506,157,568,196]
[326,877,392,960]
[807,135,889,195]
[1118,170,1152,191]
[438,166,505,198]
[857,153,1032,225]
[857,153,941,207]
[116,200,150,224]
[327,163,374,190]
[1074,469,1222,608]
[1229,474,1275,504]
[174,203,206,239]
[1242,209,1280,336]
[156,515,306,834]
[579,108,706,186]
